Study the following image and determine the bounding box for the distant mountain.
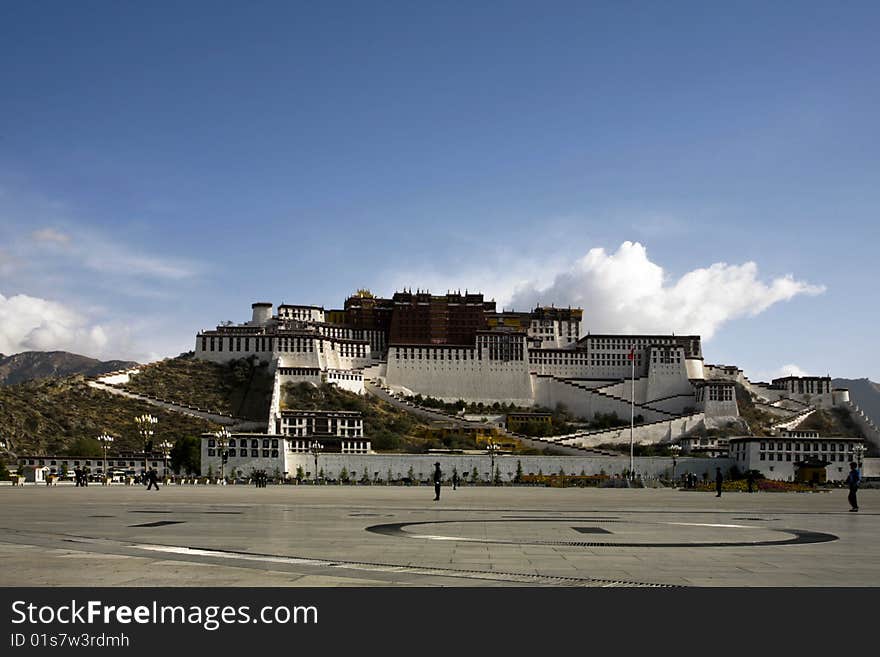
[0,351,138,386]
[833,378,880,427]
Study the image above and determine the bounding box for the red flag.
[627,347,634,361]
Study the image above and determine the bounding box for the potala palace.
[182,290,879,481]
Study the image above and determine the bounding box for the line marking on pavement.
[132,543,671,587]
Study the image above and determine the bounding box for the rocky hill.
[123,353,273,421]
[0,351,138,386]
[0,375,218,458]
[0,354,466,458]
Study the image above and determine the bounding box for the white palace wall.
[685,358,705,380]
[532,376,670,423]
[195,334,374,371]
[560,412,706,449]
[646,347,693,401]
[644,394,698,415]
[385,350,534,405]
[589,377,649,403]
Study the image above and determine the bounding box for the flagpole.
[630,345,635,480]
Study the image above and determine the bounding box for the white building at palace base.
[729,435,867,482]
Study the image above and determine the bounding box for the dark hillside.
[0,351,138,386]
[124,354,273,421]
[0,376,218,456]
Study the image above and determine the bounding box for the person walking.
[746,470,755,493]
[715,467,723,497]
[846,461,861,512]
[433,462,442,501]
[146,468,160,491]
[452,470,459,491]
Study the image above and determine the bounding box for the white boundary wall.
[281,453,734,481]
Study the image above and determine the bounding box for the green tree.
[514,460,523,484]
[295,465,305,482]
[0,457,10,481]
[387,468,393,484]
[471,466,479,483]
[493,466,501,485]
[340,467,349,484]
[66,437,103,457]
[170,436,201,475]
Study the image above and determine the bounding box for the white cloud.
[26,227,198,281]
[377,245,564,311]
[775,363,810,378]
[31,228,71,244]
[508,241,825,340]
[81,249,196,280]
[0,291,126,359]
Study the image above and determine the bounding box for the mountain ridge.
[0,351,139,386]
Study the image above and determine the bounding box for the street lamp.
[309,441,323,484]
[214,429,230,482]
[134,414,157,480]
[486,439,500,485]
[853,443,866,473]
[159,440,173,484]
[669,444,681,486]
[97,433,114,485]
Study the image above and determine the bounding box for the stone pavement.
[0,485,876,587]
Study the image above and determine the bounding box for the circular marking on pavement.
[365,517,837,548]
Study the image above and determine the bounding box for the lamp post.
[159,440,173,484]
[669,444,681,486]
[309,441,323,484]
[97,433,114,485]
[486,439,500,485]
[134,414,157,480]
[214,429,230,483]
[853,443,866,473]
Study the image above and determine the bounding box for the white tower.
[251,302,273,325]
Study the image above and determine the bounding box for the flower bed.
[693,479,819,493]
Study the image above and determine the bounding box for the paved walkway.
[0,486,876,587]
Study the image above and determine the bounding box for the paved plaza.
[0,484,876,587]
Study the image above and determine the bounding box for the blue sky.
[1,1,878,380]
